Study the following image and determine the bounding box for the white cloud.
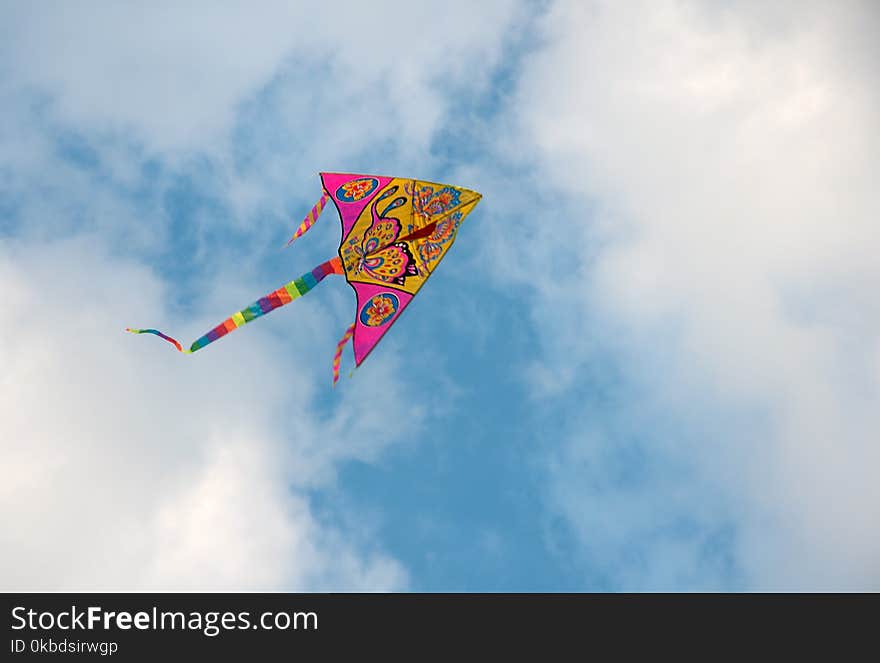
[513,0,880,588]
[0,236,415,590]
[1,0,521,156]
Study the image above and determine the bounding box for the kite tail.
[285,192,330,247]
[126,256,344,355]
[332,322,356,387]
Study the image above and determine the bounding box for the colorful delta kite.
[127,173,482,384]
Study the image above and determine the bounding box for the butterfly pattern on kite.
[346,185,419,286]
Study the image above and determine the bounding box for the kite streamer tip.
[125,327,184,353]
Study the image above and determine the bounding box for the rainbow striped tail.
[126,256,344,355]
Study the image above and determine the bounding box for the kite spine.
[126,257,344,355]
[285,192,330,247]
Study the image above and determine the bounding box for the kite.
[127,172,482,385]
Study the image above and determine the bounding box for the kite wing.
[321,172,481,366]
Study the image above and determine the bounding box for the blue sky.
[1,0,878,591]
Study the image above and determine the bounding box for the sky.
[0,0,877,591]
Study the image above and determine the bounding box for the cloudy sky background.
[1,0,877,590]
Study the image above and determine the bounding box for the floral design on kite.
[414,185,462,219]
[337,177,379,202]
[360,293,399,327]
[419,211,462,266]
